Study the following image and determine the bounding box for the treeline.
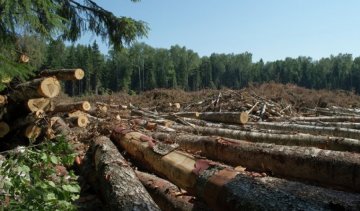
[40,40,360,95]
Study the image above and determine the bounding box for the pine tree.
[0,0,148,90]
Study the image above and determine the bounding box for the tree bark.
[248,122,360,139]
[111,128,360,211]
[170,125,360,153]
[135,171,209,211]
[198,112,249,124]
[39,68,85,80]
[152,132,360,192]
[89,136,160,211]
[51,101,91,113]
[10,77,61,101]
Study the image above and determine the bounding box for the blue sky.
[78,0,360,62]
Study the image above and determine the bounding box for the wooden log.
[170,125,360,153]
[10,77,61,101]
[135,171,209,211]
[19,54,29,63]
[39,68,85,80]
[171,112,200,119]
[50,117,71,137]
[52,101,91,113]
[294,121,360,129]
[111,128,360,210]
[24,124,42,140]
[273,116,360,122]
[152,132,360,192]
[0,95,7,107]
[90,136,160,210]
[0,122,10,138]
[198,112,249,124]
[248,122,360,139]
[27,98,54,112]
[66,116,88,128]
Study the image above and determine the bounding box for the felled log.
[24,124,42,140]
[0,95,7,107]
[152,132,360,192]
[111,128,360,210]
[136,171,209,211]
[170,112,200,119]
[66,116,88,128]
[248,122,360,139]
[198,112,249,124]
[50,117,71,137]
[294,121,360,129]
[27,98,54,112]
[0,122,10,138]
[90,136,160,210]
[276,116,360,122]
[19,54,29,63]
[52,101,91,113]
[39,68,85,80]
[10,77,61,101]
[170,125,360,152]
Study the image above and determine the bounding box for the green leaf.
[62,184,80,193]
[49,155,58,164]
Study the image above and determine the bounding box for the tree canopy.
[0,0,148,87]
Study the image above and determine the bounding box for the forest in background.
[23,37,360,96]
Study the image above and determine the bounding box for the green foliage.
[0,0,148,87]
[0,137,79,210]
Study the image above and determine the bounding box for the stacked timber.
[0,68,91,149]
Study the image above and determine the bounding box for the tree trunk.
[135,171,209,211]
[10,77,61,101]
[51,101,91,113]
[39,68,85,80]
[198,112,249,124]
[111,128,360,211]
[170,125,360,153]
[152,132,360,192]
[89,136,160,211]
[248,122,360,139]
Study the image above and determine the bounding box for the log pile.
[0,68,91,150]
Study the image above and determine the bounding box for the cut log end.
[0,122,10,138]
[74,68,85,80]
[19,54,30,63]
[240,112,249,124]
[27,98,54,112]
[82,101,91,111]
[25,124,42,140]
[77,116,89,128]
[38,77,61,98]
[0,95,7,106]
